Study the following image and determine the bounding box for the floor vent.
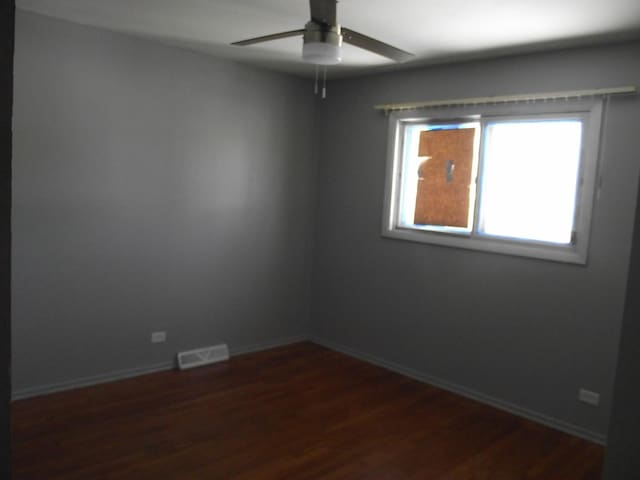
[177,344,229,370]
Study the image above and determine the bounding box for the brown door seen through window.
[414,128,476,228]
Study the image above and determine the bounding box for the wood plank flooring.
[12,342,604,479]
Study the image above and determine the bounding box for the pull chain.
[322,66,327,99]
[314,65,319,95]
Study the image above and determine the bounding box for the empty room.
[3,0,640,478]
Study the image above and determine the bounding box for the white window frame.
[382,99,603,264]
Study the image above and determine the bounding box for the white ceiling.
[17,0,640,78]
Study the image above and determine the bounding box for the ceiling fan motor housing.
[302,21,342,65]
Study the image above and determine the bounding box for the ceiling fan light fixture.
[232,0,414,68]
[302,41,342,65]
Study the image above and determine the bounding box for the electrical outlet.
[151,331,166,344]
[578,388,600,406]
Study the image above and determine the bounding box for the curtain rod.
[374,86,637,114]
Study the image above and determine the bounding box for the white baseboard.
[229,334,310,356]
[312,336,606,446]
[12,334,310,401]
[11,361,175,401]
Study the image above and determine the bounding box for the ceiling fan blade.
[232,29,305,46]
[309,0,337,26]
[341,28,414,63]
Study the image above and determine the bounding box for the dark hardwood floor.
[12,342,604,479]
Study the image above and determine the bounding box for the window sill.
[381,227,587,265]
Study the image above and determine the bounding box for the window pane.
[398,123,479,233]
[478,120,583,244]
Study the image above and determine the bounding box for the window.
[382,99,603,263]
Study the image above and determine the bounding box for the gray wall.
[310,42,640,439]
[603,173,640,477]
[2,1,14,477]
[12,11,317,393]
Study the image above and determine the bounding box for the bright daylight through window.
[383,100,602,263]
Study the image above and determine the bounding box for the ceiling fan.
[231,0,414,66]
